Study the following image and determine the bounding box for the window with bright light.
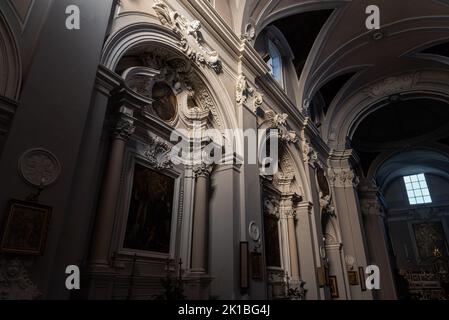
[266,39,283,87]
[403,174,432,205]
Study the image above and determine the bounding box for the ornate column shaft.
[191,163,213,273]
[89,108,135,267]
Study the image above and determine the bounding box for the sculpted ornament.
[18,148,61,187]
[114,118,135,141]
[328,167,360,188]
[264,111,299,144]
[0,259,41,300]
[193,162,214,178]
[152,0,223,74]
[236,75,264,113]
[143,135,173,170]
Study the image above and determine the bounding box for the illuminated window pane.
[403,174,432,205]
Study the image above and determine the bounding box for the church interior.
[0,0,449,300]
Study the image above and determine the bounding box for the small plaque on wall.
[348,271,359,286]
[1,200,52,255]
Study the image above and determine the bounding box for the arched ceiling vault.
[237,0,449,112]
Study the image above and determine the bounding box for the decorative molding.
[152,0,223,74]
[141,51,223,130]
[242,23,255,41]
[18,148,61,187]
[362,72,420,98]
[143,135,173,170]
[0,258,41,300]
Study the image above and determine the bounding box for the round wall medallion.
[248,221,261,242]
[18,148,61,187]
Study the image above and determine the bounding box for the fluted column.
[89,108,135,267]
[191,163,213,274]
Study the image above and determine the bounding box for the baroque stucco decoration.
[263,111,299,144]
[141,134,173,170]
[152,0,223,74]
[0,259,41,300]
[140,50,223,130]
[236,75,263,113]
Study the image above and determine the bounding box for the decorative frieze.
[152,0,223,74]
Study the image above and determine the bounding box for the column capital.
[113,117,135,141]
[193,162,214,178]
[327,167,359,188]
[113,107,135,141]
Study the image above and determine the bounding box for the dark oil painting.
[124,163,175,254]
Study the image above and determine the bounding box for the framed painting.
[329,275,339,298]
[123,163,176,254]
[1,199,52,255]
[348,271,359,286]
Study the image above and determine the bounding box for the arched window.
[265,39,284,87]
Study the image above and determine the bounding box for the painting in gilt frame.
[1,199,52,255]
[124,163,175,254]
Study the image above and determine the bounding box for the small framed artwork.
[1,199,52,255]
[317,266,328,287]
[250,251,263,280]
[359,267,367,291]
[329,276,339,298]
[348,271,359,286]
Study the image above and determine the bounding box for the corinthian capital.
[193,162,214,178]
[114,118,135,141]
[328,167,359,188]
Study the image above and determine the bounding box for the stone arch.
[323,70,449,151]
[101,22,239,141]
[0,11,21,100]
[366,143,449,190]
